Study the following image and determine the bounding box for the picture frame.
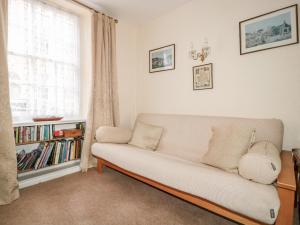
[193,63,213,90]
[239,4,299,55]
[149,44,175,73]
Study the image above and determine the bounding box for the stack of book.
[16,139,83,172]
[17,148,42,171]
[14,125,54,144]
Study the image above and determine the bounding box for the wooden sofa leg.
[275,187,295,225]
[97,159,104,174]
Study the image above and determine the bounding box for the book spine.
[19,127,22,143]
[27,127,31,143]
[49,141,58,165]
[68,141,72,160]
[34,126,37,141]
[40,126,43,141]
[14,128,17,144]
[22,127,25,143]
[74,140,78,159]
[19,127,21,143]
[14,128,16,144]
[58,141,64,163]
[43,142,54,167]
[50,125,53,140]
[43,126,47,140]
[31,127,34,142]
[63,141,67,162]
[71,141,75,160]
[39,143,50,169]
[35,143,48,169]
[37,126,40,141]
[77,140,80,159]
[79,139,82,158]
[55,142,61,165]
[65,141,69,162]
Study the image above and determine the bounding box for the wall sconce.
[190,39,211,63]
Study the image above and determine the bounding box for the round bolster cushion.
[95,126,132,144]
[238,141,281,185]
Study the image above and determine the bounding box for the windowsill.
[13,117,86,127]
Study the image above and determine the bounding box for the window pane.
[8,0,80,121]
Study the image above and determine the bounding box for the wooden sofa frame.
[93,151,296,225]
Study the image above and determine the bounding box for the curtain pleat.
[0,0,20,205]
[80,13,119,171]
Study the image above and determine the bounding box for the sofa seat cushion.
[91,143,279,224]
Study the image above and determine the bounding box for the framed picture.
[239,4,299,55]
[149,44,175,73]
[193,63,213,90]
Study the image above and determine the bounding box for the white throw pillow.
[95,126,132,144]
[129,122,163,150]
[238,141,281,185]
[202,125,256,172]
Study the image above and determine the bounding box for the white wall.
[136,0,300,150]
[116,21,138,127]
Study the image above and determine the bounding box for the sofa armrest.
[275,151,296,225]
[277,151,296,191]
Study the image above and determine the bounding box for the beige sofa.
[91,113,296,225]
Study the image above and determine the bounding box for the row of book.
[13,123,85,144]
[17,139,82,172]
[14,125,54,144]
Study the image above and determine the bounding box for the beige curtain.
[80,13,119,172]
[0,0,20,205]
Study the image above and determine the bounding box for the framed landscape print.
[149,44,175,73]
[239,4,299,55]
[193,63,213,90]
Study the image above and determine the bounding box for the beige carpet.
[0,168,253,225]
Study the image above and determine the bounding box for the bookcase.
[13,120,85,182]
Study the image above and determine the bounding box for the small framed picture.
[239,4,299,55]
[193,63,213,90]
[149,44,175,73]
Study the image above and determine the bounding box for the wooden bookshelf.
[14,119,86,176]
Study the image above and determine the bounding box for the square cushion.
[129,122,163,150]
[202,125,255,172]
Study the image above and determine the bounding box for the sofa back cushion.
[135,113,283,163]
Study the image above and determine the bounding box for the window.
[8,0,80,121]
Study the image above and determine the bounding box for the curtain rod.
[71,0,118,23]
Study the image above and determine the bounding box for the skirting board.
[19,165,81,189]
